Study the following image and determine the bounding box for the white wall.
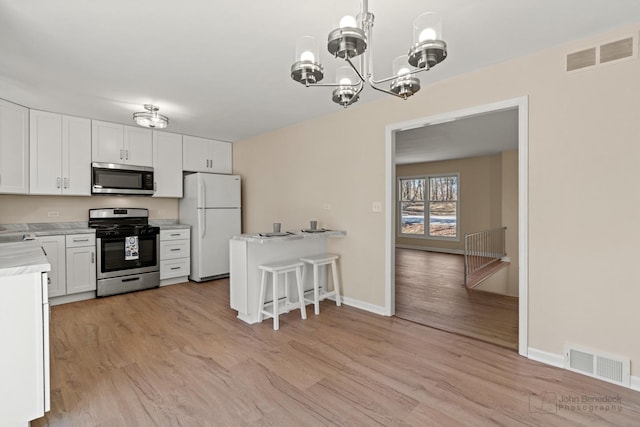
[234,23,640,375]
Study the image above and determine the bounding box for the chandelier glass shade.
[133,104,169,129]
[290,1,447,107]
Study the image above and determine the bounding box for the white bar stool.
[300,254,342,315]
[257,259,307,330]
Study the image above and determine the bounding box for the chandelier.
[133,104,169,129]
[290,0,447,107]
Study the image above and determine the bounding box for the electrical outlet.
[323,203,331,210]
[372,201,382,213]
[47,211,59,218]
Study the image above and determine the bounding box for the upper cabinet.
[92,120,152,167]
[0,99,29,194]
[183,135,232,174]
[30,110,91,195]
[152,131,183,198]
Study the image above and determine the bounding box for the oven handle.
[122,277,140,282]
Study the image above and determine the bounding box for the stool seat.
[300,253,342,315]
[257,259,307,330]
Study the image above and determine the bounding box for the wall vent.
[564,344,630,386]
[566,32,638,73]
[600,37,634,64]
[566,48,597,71]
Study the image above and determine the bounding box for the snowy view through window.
[399,175,458,238]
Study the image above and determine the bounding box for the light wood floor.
[395,248,519,350]
[33,280,640,426]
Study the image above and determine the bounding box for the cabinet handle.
[56,177,61,189]
[74,238,90,242]
[63,177,69,189]
[91,252,95,264]
[170,266,181,270]
[120,149,123,160]
[170,233,181,236]
[47,277,51,285]
[154,182,157,191]
[170,248,181,252]
[126,149,129,160]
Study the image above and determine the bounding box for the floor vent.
[566,33,637,73]
[564,344,630,386]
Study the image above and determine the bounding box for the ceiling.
[1,0,639,142]
[395,108,519,165]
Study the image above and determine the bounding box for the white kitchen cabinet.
[39,235,66,298]
[160,228,190,286]
[182,135,232,174]
[39,233,96,304]
[65,234,96,295]
[0,98,29,194]
[30,110,91,195]
[92,120,153,167]
[153,131,183,198]
[0,241,50,425]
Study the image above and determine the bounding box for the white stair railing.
[464,227,507,286]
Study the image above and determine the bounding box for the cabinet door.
[124,125,153,167]
[92,120,124,164]
[29,110,63,195]
[153,131,183,197]
[62,116,91,195]
[0,99,29,194]
[66,246,97,294]
[182,135,211,172]
[39,235,66,298]
[210,139,232,174]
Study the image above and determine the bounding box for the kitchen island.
[229,230,346,324]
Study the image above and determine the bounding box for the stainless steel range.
[89,208,160,297]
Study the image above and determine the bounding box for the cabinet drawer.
[65,233,95,248]
[161,240,190,260]
[160,258,190,280]
[160,229,190,241]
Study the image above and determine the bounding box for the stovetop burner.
[89,208,159,237]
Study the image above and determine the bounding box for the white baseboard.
[529,347,640,392]
[528,347,565,368]
[326,294,387,316]
[395,244,464,255]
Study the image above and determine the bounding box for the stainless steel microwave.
[91,163,154,195]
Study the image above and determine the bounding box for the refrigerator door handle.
[200,177,206,208]
[200,209,206,238]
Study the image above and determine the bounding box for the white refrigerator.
[179,173,241,282]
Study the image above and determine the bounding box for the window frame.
[397,173,460,241]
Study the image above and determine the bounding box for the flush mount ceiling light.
[133,104,169,129]
[290,0,447,108]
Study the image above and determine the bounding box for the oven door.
[96,233,159,279]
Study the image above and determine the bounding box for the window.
[399,174,458,239]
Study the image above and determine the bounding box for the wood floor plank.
[395,248,519,349]
[32,279,640,426]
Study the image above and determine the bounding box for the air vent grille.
[600,37,634,63]
[564,344,630,386]
[567,48,596,71]
[566,33,637,73]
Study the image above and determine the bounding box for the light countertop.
[231,229,346,244]
[0,240,51,277]
[0,222,95,243]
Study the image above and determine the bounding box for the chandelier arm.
[367,81,405,99]
[370,65,431,85]
[344,81,366,107]
[302,80,363,88]
[345,57,366,83]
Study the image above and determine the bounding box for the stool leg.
[331,259,342,306]
[258,269,267,322]
[295,266,307,320]
[284,271,290,309]
[272,272,279,330]
[313,264,320,315]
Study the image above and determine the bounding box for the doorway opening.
[384,97,529,355]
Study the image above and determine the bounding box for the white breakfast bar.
[229,230,346,324]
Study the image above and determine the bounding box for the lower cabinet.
[39,233,96,304]
[160,228,190,286]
